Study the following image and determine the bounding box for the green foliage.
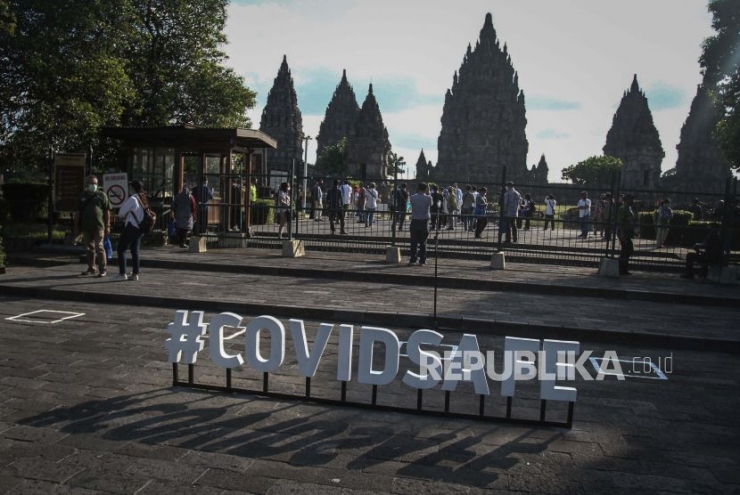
[316,137,348,176]
[0,0,256,174]
[639,210,702,244]
[387,151,405,178]
[700,0,740,169]
[0,0,15,36]
[1,182,50,221]
[561,155,623,185]
[1,221,65,241]
[250,198,275,225]
[0,236,5,268]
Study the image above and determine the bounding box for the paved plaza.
[0,245,738,494]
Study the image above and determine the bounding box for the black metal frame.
[172,363,574,428]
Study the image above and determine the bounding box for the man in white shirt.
[577,191,592,238]
[408,182,433,266]
[340,180,352,220]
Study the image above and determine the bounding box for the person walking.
[172,185,196,248]
[446,186,458,230]
[408,182,432,266]
[276,182,291,239]
[115,180,147,281]
[312,179,324,221]
[543,194,556,231]
[577,191,592,238]
[364,182,379,227]
[655,198,673,249]
[617,194,636,275]
[326,179,346,235]
[500,181,521,243]
[77,175,112,277]
[461,185,476,231]
[192,176,213,235]
[340,180,352,220]
[474,187,488,238]
[391,183,409,232]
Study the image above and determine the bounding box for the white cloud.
[227,0,714,182]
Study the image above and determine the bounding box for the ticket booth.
[102,125,277,241]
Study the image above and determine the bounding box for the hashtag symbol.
[165,310,208,364]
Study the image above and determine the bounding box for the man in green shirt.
[77,175,112,277]
[616,194,635,275]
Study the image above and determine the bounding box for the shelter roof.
[102,125,277,154]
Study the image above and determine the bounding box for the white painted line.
[6,310,85,324]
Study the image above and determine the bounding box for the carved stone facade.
[259,55,304,173]
[673,84,730,193]
[414,149,432,182]
[434,13,529,184]
[316,70,360,158]
[317,72,391,179]
[529,154,549,185]
[603,75,664,190]
[346,84,391,178]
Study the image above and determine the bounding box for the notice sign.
[54,153,86,212]
[103,173,128,209]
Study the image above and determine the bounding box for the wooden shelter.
[102,125,277,235]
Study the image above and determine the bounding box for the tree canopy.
[387,151,405,178]
[315,137,348,176]
[0,0,256,174]
[700,0,740,169]
[561,155,623,186]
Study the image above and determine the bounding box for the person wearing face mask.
[77,175,112,277]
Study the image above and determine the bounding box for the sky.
[224,0,715,182]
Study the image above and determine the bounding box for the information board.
[54,153,86,212]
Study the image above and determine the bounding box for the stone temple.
[603,75,664,190]
[317,71,391,179]
[432,13,529,184]
[259,55,304,173]
[672,84,731,193]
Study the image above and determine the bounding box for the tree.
[121,0,254,128]
[700,0,740,169]
[0,0,256,174]
[315,137,348,176]
[561,155,623,186]
[387,151,405,178]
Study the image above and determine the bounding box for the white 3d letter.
[289,319,333,378]
[402,329,444,390]
[357,326,400,386]
[208,312,245,369]
[245,315,285,372]
[501,337,540,397]
[540,340,579,402]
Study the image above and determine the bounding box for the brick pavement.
[0,246,738,493]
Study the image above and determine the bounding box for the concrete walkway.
[3,244,739,352]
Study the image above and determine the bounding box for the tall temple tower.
[316,70,360,158]
[415,149,432,182]
[603,75,664,190]
[530,154,549,185]
[346,84,391,178]
[259,55,304,173]
[435,13,529,183]
[317,73,391,179]
[673,84,730,193]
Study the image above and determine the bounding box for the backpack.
[137,194,156,233]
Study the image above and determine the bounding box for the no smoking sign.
[103,173,129,209]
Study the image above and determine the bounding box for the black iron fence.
[161,171,740,273]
